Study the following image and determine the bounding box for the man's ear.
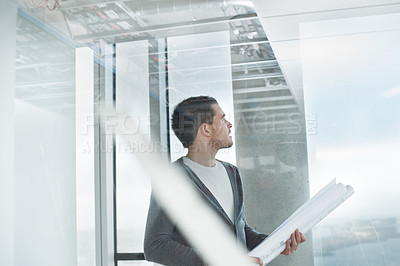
[199,123,211,137]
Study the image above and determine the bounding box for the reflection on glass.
[116,40,152,252]
[301,13,400,265]
[76,47,96,266]
[167,31,236,164]
[14,13,79,266]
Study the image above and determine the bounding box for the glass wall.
[5,1,400,266]
[12,6,81,266]
[0,1,17,265]
[300,13,400,266]
[1,3,99,266]
[2,1,313,265]
[115,40,152,253]
[167,31,237,164]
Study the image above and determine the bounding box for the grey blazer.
[144,157,268,265]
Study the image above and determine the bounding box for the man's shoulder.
[172,157,239,172]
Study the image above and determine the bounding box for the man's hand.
[249,256,263,266]
[281,229,306,256]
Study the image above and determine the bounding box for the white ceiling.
[15,0,400,115]
[251,0,400,109]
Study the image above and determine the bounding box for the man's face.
[209,104,233,150]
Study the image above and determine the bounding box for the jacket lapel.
[177,158,235,227]
[220,161,241,225]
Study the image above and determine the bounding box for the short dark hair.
[172,96,218,148]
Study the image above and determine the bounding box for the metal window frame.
[111,38,170,265]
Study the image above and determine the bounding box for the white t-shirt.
[182,157,234,222]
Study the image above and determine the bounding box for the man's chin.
[221,141,233,149]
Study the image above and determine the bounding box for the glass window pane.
[167,31,237,164]
[0,2,17,264]
[13,11,84,266]
[116,40,152,252]
[76,47,96,266]
[300,13,400,265]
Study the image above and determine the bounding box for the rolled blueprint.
[248,179,354,265]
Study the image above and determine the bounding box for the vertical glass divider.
[158,38,170,161]
[76,47,97,266]
[99,42,116,266]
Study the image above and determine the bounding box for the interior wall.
[236,114,314,266]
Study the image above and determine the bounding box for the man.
[144,96,305,265]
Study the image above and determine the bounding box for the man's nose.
[227,121,232,128]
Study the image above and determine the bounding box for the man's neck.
[186,147,217,167]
